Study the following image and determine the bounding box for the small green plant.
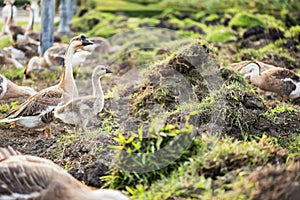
[263,104,295,120]
[102,116,203,190]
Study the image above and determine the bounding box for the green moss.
[206,26,236,43]
[284,25,300,38]
[278,134,300,153]
[280,9,297,26]
[1,68,25,80]
[236,40,296,62]
[0,35,12,49]
[205,13,220,21]
[256,14,286,30]
[229,13,264,28]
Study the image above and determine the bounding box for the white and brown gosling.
[54,65,112,135]
[0,34,93,137]
[240,62,300,102]
[0,74,36,100]
[0,146,130,200]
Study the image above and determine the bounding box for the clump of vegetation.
[0,35,12,49]
[206,26,236,43]
[229,13,264,28]
[103,118,202,190]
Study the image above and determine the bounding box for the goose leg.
[281,95,288,103]
[75,124,80,135]
[43,125,52,138]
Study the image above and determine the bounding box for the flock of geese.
[0,1,299,199]
[0,1,130,199]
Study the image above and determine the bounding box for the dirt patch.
[249,159,300,200]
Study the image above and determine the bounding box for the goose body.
[0,146,130,200]
[25,44,91,77]
[7,41,40,60]
[0,74,36,100]
[1,0,17,36]
[240,62,300,101]
[0,34,93,137]
[54,65,112,134]
[0,49,24,69]
[83,37,111,53]
[2,1,26,42]
[229,60,278,78]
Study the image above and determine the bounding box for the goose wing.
[269,68,300,82]
[267,68,299,95]
[46,45,67,66]
[12,42,39,58]
[6,86,63,119]
[0,147,75,200]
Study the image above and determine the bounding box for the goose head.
[240,62,261,80]
[69,34,94,51]
[93,65,113,79]
[22,3,31,11]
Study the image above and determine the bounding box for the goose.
[5,41,40,61]
[240,62,300,102]
[229,60,278,80]
[0,74,36,100]
[83,36,111,53]
[0,146,130,200]
[54,65,112,134]
[0,34,93,137]
[0,49,24,69]
[22,3,40,43]
[25,44,91,78]
[2,0,26,42]
[0,0,17,36]
[21,3,62,43]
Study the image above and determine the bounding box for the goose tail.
[0,117,18,124]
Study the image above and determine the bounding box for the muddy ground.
[0,6,300,199]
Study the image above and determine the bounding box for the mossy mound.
[229,13,264,28]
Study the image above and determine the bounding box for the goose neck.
[59,43,78,99]
[27,8,34,31]
[26,56,42,74]
[92,74,103,98]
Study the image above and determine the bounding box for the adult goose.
[229,60,278,79]
[0,34,93,137]
[25,44,91,78]
[0,146,130,200]
[0,74,36,100]
[2,0,26,42]
[239,62,300,102]
[22,3,61,43]
[54,65,112,134]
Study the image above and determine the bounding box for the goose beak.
[82,38,93,46]
[24,70,31,79]
[105,68,113,73]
